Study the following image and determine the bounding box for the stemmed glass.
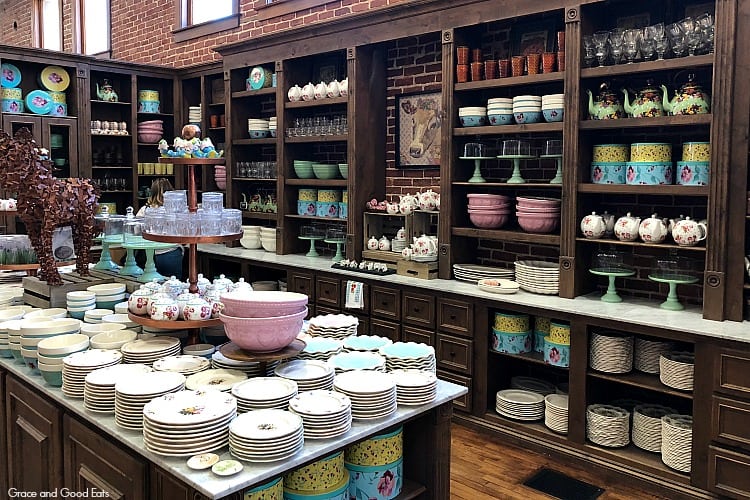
[623,29,640,64]
[609,28,625,65]
[582,35,596,67]
[679,17,702,56]
[641,26,657,61]
[593,31,610,67]
[696,13,714,53]
[651,23,670,60]
[666,23,687,57]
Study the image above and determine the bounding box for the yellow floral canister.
[682,142,710,162]
[317,190,342,203]
[283,451,345,492]
[283,470,349,500]
[298,188,318,202]
[549,321,570,345]
[534,316,551,335]
[493,312,530,333]
[244,476,283,500]
[592,144,629,163]
[342,190,348,203]
[630,143,671,163]
[345,426,403,466]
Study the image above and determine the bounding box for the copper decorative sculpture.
[0,128,99,285]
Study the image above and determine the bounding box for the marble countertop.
[199,244,750,344]
[0,358,466,499]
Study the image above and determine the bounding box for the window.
[35,0,62,51]
[78,0,111,55]
[174,0,240,42]
[187,0,235,25]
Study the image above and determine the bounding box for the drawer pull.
[449,351,456,357]
[413,307,421,313]
[381,301,389,306]
[450,314,456,320]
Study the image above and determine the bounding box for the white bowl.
[20,336,44,348]
[25,308,68,320]
[67,291,96,302]
[114,302,130,314]
[102,313,138,329]
[513,95,542,101]
[67,305,96,312]
[261,240,277,252]
[87,283,127,295]
[84,308,114,320]
[182,343,216,357]
[20,318,81,336]
[542,94,564,100]
[20,346,38,358]
[240,238,262,250]
[37,333,90,356]
[0,309,24,322]
[38,361,63,372]
[488,98,513,105]
[37,353,64,365]
[95,292,127,302]
[90,329,138,350]
[80,322,127,337]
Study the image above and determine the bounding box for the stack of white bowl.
[102,313,141,333]
[25,308,67,320]
[80,322,126,338]
[7,319,23,363]
[458,106,487,127]
[0,306,27,323]
[247,118,271,139]
[541,94,564,123]
[87,283,127,310]
[90,329,138,350]
[114,302,130,314]
[512,95,542,124]
[66,291,97,320]
[260,227,277,252]
[37,334,90,387]
[486,98,513,125]
[188,106,201,124]
[240,226,261,249]
[21,317,82,373]
[269,116,277,137]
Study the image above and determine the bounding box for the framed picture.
[512,20,556,56]
[312,56,342,84]
[616,13,651,29]
[396,91,442,168]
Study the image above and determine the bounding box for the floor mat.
[523,467,605,500]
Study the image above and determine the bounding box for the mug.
[401,247,413,260]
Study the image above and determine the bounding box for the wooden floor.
[451,423,664,499]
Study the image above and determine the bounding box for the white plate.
[478,279,520,294]
[153,355,210,374]
[229,409,303,440]
[496,389,545,405]
[333,370,395,394]
[64,349,122,368]
[289,390,351,415]
[186,368,246,392]
[143,390,236,426]
[122,338,180,354]
[85,363,153,386]
[187,453,220,470]
[115,371,186,396]
[274,360,333,380]
[232,376,298,401]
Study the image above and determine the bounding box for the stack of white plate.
[83,308,114,324]
[297,336,342,361]
[632,404,677,452]
[229,409,304,462]
[586,404,630,447]
[121,338,181,365]
[143,389,236,456]
[84,363,153,413]
[327,351,386,374]
[114,371,186,430]
[343,335,392,353]
[211,350,279,376]
[495,389,544,421]
[275,360,335,391]
[307,314,359,339]
[333,370,397,420]
[62,349,123,399]
[635,337,674,374]
[289,389,352,438]
[391,369,437,405]
[659,352,695,391]
[379,342,436,373]
[269,116,277,136]
[544,394,569,434]
[152,355,210,375]
[185,368,246,392]
[452,263,514,283]
[232,376,298,412]
[661,414,693,472]
[510,376,556,395]
[589,331,634,374]
[188,106,201,124]
[514,260,559,295]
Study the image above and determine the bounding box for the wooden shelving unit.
[454,122,563,136]
[575,237,707,252]
[453,227,560,245]
[579,114,712,130]
[587,369,693,400]
[285,96,348,108]
[577,184,710,196]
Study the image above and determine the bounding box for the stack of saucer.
[275,360,335,391]
[143,389,236,457]
[661,414,693,472]
[211,350,279,376]
[269,116,277,137]
[327,351,385,374]
[289,389,352,438]
[333,370,397,420]
[589,331,634,374]
[114,371,186,430]
[307,314,358,339]
[121,338,181,365]
[635,337,674,374]
[391,237,407,253]
[659,352,694,391]
[632,404,677,452]
[391,369,437,405]
[84,363,153,413]
[297,337,342,361]
[62,349,123,399]
[544,394,569,434]
[453,263,514,283]
[379,342,436,373]
[152,355,210,375]
[232,377,298,412]
[229,409,304,462]
[343,335,392,353]
[185,368,246,392]
[514,260,559,295]
[510,376,556,396]
[188,106,201,124]
[586,404,630,447]
[495,389,544,421]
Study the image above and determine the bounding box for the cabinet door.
[713,347,750,400]
[437,298,473,337]
[64,415,146,499]
[150,464,213,500]
[403,325,434,346]
[369,317,401,342]
[436,334,473,374]
[402,292,435,329]
[41,117,79,178]
[371,286,400,320]
[708,445,750,499]
[289,271,315,302]
[316,276,341,308]
[6,375,63,493]
[2,115,42,143]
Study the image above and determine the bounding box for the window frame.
[173,0,241,43]
[74,0,112,57]
[254,0,330,22]
[33,0,63,51]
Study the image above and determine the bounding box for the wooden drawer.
[708,445,750,499]
[369,317,401,342]
[289,271,315,301]
[342,281,370,315]
[402,292,435,328]
[437,370,472,412]
[354,314,369,335]
[316,305,340,317]
[714,347,750,399]
[403,325,435,346]
[371,286,400,320]
[316,276,341,308]
[712,396,750,451]
[436,334,473,375]
[437,298,472,337]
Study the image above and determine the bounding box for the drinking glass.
[221,209,242,235]
[640,37,656,61]
[592,31,610,66]
[623,29,641,64]
[201,192,224,213]
[582,35,596,67]
[341,116,348,134]
[609,28,625,65]
[696,13,714,53]
[666,23,687,57]
[199,211,221,236]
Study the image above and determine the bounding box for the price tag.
[345,280,364,309]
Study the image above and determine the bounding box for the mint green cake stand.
[649,274,700,311]
[590,268,635,303]
[122,238,178,282]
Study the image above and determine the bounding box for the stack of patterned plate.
[391,369,437,405]
[661,414,693,472]
[83,363,153,413]
[632,404,677,452]
[328,351,386,374]
[289,389,352,438]
[211,349,279,376]
[333,370,397,420]
[62,349,123,399]
[589,331,634,374]
[185,368,246,392]
[121,338,181,365]
[307,314,359,339]
[659,352,694,391]
[510,376,556,396]
[342,335,392,353]
[544,394,569,434]
[297,337,342,361]
[495,389,544,421]
[513,260,560,295]
[232,377,298,412]
[586,404,630,447]
[379,342,436,373]
[143,389,236,456]
[275,360,335,391]
[229,409,304,462]
[452,264,514,283]
[634,337,674,374]
[114,371,186,430]
[152,355,210,375]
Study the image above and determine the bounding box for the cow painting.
[398,93,442,166]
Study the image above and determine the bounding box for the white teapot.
[396,227,407,240]
[339,77,349,97]
[386,202,400,215]
[183,297,213,321]
[638,213,669,243]
[672,217,708,246]
[580,212,606,239]
[399,193,418,215]
[175,291,199,319]
[127,288,152,316]
[668,214,685,234]
[413,234,438,256]
[378,236,391,251]
[149,296,179,321]
[287,84,302,102]
[314,81,327,100]
[614,212,641,242]
[417,189,439,211]
[301,83,315,101]
[326,79,341,98]
[367,236,379,250]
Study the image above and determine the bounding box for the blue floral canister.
[345,458,403,500]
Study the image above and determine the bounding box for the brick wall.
[1,0,34,48]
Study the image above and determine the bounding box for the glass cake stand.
[648,273,700,310]
[590,268,636,302]
[459,156,495,183]
[496,155,536,184]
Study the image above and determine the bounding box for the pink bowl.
[516,207,561,214]
[517,215,560,233]
[137,126,163,133]
[139,120,164,126]
[220,308,307,352]
[469,212,509,229]
[468,205,512,212]
[516,196,561,208]
[138,133,163,143]
[467,193,511,206]
[220,290,308,318]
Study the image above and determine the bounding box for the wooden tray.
[219,339,306,362]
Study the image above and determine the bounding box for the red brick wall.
[1,0,34,48]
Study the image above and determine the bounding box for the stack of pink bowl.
[214,165,226,190]
[516,196,560,233]
[219,290,308,353]
[467,193,512,229]
[137,120,164,143]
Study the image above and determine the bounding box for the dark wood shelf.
[579,114,711,130]
[453,182,562,188]
[454,122,563,136]
[233,137,277,145]
[285,96,348,108]
[241,211,278,220]
[575,237,707,252]
[90,100,132,105]
[232,88,276,98]
[482,412,566,442]
[1,112,77,119]
[453,227,560,245]
[581,54,713,79]
[137,142,163,146]
[394,479,427,500]
[285,214,347,223]
[584,443,690,485]
[208,127,226,131]
[91,133,131,137]
[232,177,277,182]
[588,370,693,399]
[92,166,133,170]
[489,349,566,369]
[454,71,564,91]
[578,184,709,196]
[286,178,347,187]
[208,102,225,107]
[137,112,174,117]
[285,135,348,143]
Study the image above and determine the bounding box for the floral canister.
[346,458,402,500]
[534,317,550,334]
[592,144,629,163]
[625,162,673,185]
[247,67,273,90]
[183,297,212,321]
[283,452,345,492]
[245,476,283,500]
[298,189,318,202]
[676,161,709,186]
[316,202,340,218]
[591,162,626,184]
[298,201,316,216]
[1,99,24,113]
[544,336,570,367]
[493,312,530,333]
[549,322,570,345]
[317,190,342,203]
[339,202,348,219]
[149,297,179,321]
[630,143,671,163]
[682,142,710,162]
[533,330,546,353]
[162,275,184,299]
[491,328,532,354]
[345,427,403,466]
[284,471,350,500]
[0,87,22,100]
[176,292,198,319]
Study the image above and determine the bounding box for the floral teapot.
[339,77,349,97]
[662,74,711,115]
[614,212,641,242]
[587,83,624,120]
[417,189,439,211]
[638,213,669,243]
[326,80,341,98]
[622,80,664,118]
[367,236,379,250]
[672,216,708,246]
[314,82,327,100]
[301,83,315,101]
[96,79,118,102]
[378,236,391,251]
[412,234,438,256]
[287,84,302,102]
[399,193,418,215]
[580,212,607,239]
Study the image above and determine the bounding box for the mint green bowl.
[312,163,339,179]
